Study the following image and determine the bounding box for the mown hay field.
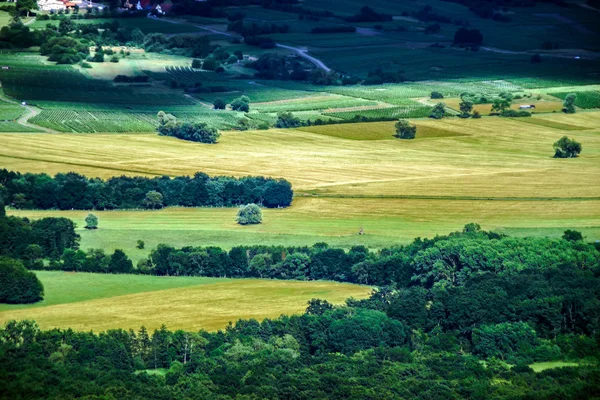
[0,272,371,332]
[3,112,600,255]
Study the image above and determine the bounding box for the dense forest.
[1,202,600,398]
[0,169,293,210]
[1,262,599,400]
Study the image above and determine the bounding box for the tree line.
[1,252,599,399]
[48,224,600,289]
[0,169,294,210]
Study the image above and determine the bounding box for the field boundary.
[296,193,600,201]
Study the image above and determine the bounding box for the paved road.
[275,44,331,72]
[0,90,56,133]
[158,16,331,71]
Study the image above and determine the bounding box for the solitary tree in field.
[429,103,446,119]
[236,203,262,225]
[491,98,511,114]
[394,119,417,139]
[213,98,226,110]
[137,240,145,249]
[562,230,583,242]
[430,91,444,99]
[459,100,473,117]
[85,213,98,229]
[562,93,577,114]
[553,136,581,158]
[143,191,164,209]
[231,96,250,112]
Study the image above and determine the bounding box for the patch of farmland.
[323,104,432,120]
[508,77,600,89]
[253,95,377,113]
[0,272,371,332]
[550,91,600,109]
[29,110,158,133]
[165,66,223,84]
[298,121,467,141]
[443,98,564,114]
[0,66,192,105]
[0,99,23,120]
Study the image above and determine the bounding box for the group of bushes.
[0,169,294,210]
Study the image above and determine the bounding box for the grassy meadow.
[4,111,600,260]
[0,272,372,332]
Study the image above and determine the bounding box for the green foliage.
[429,102,446,119]
[563,93,577,114]
[491,98,511,114]
[0,257,44,304]
[84,213,98,230]
[39,37,89,64]
[212,98,226,110]
[157,120,221,144]
[236,203,262,225]
[553,136,582,158]
[275,111,302,128]
[143,191,163,210]
[394,119,416,139]
[108,249,133,274]
[473,322,539,361]
[430,91,444,99]
[230,96,250,112]
[136,240,145,249]
[459,100,473,117]
[563,229,583,242]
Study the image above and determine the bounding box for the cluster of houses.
[37,0,82,11]
[36,0,172,13]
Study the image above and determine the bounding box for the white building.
[38,0,66,10]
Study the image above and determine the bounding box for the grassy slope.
[4,112,600,261]
[0,272,371,332]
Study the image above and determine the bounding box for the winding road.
[158,16,331,71]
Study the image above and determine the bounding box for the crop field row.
[324,104,432,120]
[29,110,158,133]
[253,96,378,113]
[165,66,223,84]
[550,91,600,109]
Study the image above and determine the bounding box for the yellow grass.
[1,113,598,199]
[0,274,372,332]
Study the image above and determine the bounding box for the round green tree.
[553,136,581,158]
[394,119,416,139]
[85,213,98,229]
[143,190,164,209]
[236,203,262,225]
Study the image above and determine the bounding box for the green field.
[0,272,371,332]
[4,111,600,260]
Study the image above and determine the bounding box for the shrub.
[472,110,481,118]
[394,119,416,139]
[430,91,444,99]
[192,59,202,68]
[230,96,250,112]
[213,98,226,110]
[563,93,576,114]
[236,203,262,225]
[85,213,98,229]
[275,112,302,128]
[137,240,145,249]
[0,258,44,304]
[429,102,446,119]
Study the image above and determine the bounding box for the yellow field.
[0,272,371,332]
[2,112,600,255]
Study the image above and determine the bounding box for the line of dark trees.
[48,223,600,289]
[0,169,294,210]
